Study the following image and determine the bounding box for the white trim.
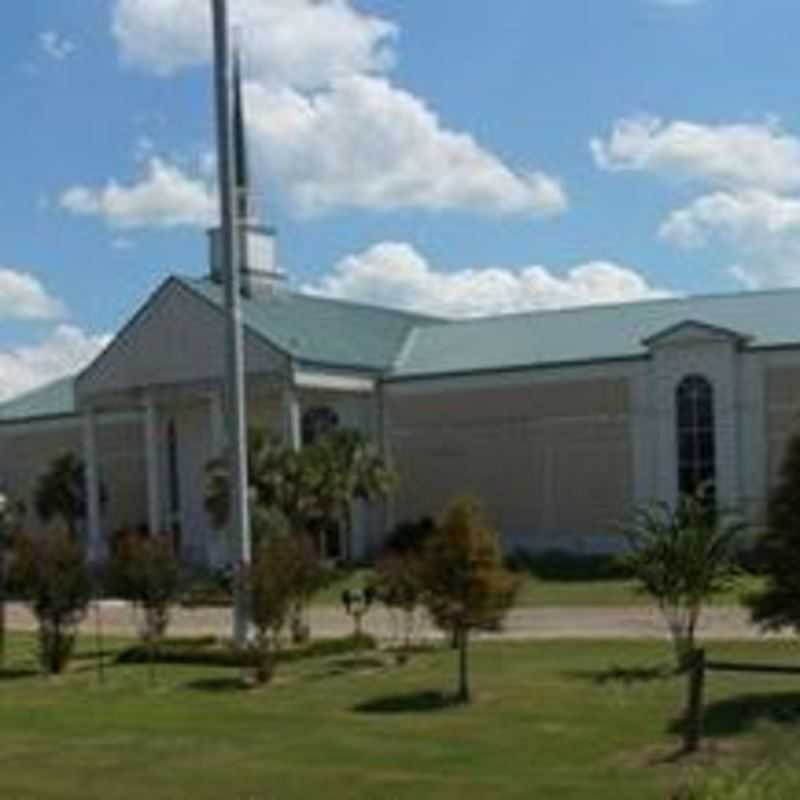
[385,360,640,396]
[0,410,140,436]
[293,369,375,394]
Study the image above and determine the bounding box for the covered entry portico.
[76,276,382,567]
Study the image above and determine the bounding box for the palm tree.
[305,429,396,561]
[619,487,744,669]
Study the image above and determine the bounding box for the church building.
[2,74,800,565]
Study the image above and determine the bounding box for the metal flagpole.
[210,0,252,644]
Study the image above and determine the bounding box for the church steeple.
[207,46,285,295]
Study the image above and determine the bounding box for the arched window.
[301,406,340,447]
[676,375,716,500]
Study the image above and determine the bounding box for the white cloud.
[112,0,396,87]
[660,189,800,286]
[0,325,110,402]
[247,77,566,217]
[303,241,669,318]
[107,0,566,219]
[60,157,216,229]
[0,268,65,321]
[38,31,76,60]
[592,116,800,193]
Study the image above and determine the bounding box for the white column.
[82,409,102,563]
[144,395,161,535]
[207,390,226,567]
[283,385,302,452]
[209,389,226,455]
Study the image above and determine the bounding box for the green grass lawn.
[320,569,765,607]
[2,634,800,799]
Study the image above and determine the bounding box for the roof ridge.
[177,275,446,324]
[417,285,800,328]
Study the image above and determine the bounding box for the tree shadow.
[354,690,459,714]
[564,663,674,686]
[307,655,387,681]
[0,667,37,681]
[668,691,800,739]
[184,676,251,693]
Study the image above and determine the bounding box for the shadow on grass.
[354,690,459,714]
[0,667,38,681]
[306,655,387,682]
[507,550,632,583]
[669,691,800,739]
[184,676,251,693]
[565,663,674,686]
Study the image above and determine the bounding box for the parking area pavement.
[4,602,792,642]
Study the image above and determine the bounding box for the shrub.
[383,517,435,556]
[747,429,800,632]
[108,531,182,644]
[11,531,91,674]
[246,535,306,683]
[418,498,519,702]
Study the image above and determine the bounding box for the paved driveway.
[4,602,793,642]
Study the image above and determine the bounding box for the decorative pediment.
[642,319,751,350]
[76,277,288,406]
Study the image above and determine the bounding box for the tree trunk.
[683,648,706,753]
[456,627,470,703]
[0,541,5,668]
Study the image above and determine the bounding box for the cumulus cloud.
[0,325,111,402]
[0,269,65,321]
[592,116,800,193]
[105,0,566,219]
[303,242,669,318]
[593,115,800,288]
[112,0,396,86]
[660,190,800,287]
[60,157,216,229]
[247,77,566,217]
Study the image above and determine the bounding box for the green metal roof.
[0,376,76,422]
[180,277,441,372]
[7,282,800,424]
[391,287,800,378]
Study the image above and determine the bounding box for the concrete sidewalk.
[4,602,793,642]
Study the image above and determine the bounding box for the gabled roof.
[641,319,752,348]
[0,376,76,423]
[391,287,800,378]
[180,277,442,372]
[6,281,800,423]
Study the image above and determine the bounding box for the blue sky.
[3,0,800,397]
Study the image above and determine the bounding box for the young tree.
[374,552,425,651]
[11,531,92,674]
[748,429,800,632]
[246,534,305,684]
[419,498,519,703]
[108,532,182,645]
[34,452,89,539]
[620,488,743,669]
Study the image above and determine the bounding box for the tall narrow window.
[302,406,340,447]
[167,419,182,549]
[676,375,716,500]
